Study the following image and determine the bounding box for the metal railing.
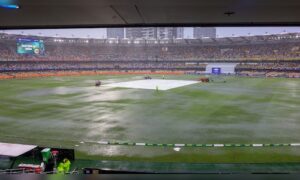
[0,168,79,174]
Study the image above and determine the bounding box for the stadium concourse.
[0,32,300,78]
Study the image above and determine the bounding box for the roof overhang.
[0,142,37,157]
[1,0,300,29]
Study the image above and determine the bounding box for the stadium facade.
[107,28,125,39]
[125,27,184,39]
[193,27,217,38]
[126,27,157,39]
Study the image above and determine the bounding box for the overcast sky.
[2,27,300,39]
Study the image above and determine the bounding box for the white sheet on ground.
[104,79,199,90]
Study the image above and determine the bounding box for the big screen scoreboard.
[17,38,45,55]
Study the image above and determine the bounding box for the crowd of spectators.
[1,41,300,61]
[1,37,300,76]
[0,61,206,72]
[235,63,300,78]
[236,71,300,78]
[236,63,300,71]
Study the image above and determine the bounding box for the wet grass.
[0,75,300,163]
[76,148,300,163]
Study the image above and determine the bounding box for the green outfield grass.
[0,75,300,163]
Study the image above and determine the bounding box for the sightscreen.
[211,67,221,74]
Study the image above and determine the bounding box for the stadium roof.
[1,32,300,46]
[1,0,300,28]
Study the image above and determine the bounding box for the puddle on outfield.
[21,87,95,97]
[20,85,144,102]
[83,76,143,85]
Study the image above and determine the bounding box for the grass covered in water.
[0,75,300,163]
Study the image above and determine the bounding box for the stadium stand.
[1,32,300,78]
